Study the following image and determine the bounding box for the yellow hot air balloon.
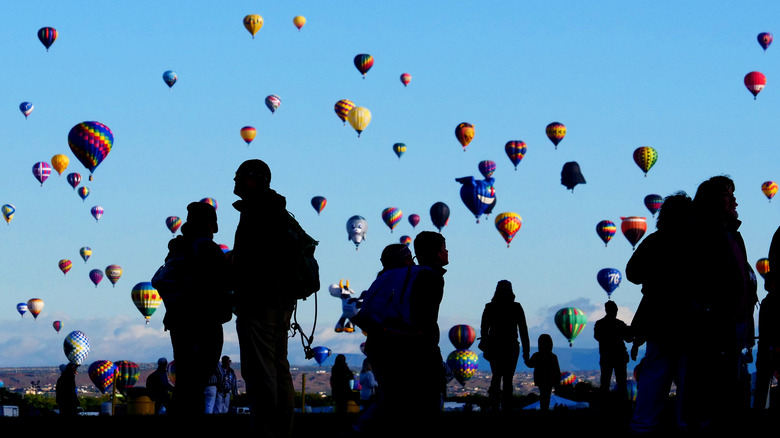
[51,154,69,176]
[243,14,263,38]
[347,107,371,137]
[293,16,306,31]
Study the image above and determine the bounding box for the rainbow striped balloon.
[381,207,403,233]
[448,324,476,350]
[68,121,113,179]
[596,220,617,247]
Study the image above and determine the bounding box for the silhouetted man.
[594,300,633,403]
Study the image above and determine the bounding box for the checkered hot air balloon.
[88,360,117,394]
[495,212,522,247]
[64,330,90,365]
[446,349,479,386]
[68,121,113,181]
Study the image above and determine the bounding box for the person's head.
[491,280,515,303]
[413,231,448,268]
[694,175,737,225]
[157,357,168,368]
[379,244,414,272]
[538,334,553,353]
[361,358,372,373]
[221,355,231,367]
[605,300,618,317]
[655,191,692,232]
[234,159,272,199]
[182,201,218,236]
[334,354,347,366]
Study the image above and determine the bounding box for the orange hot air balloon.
[293,16,306,31]
[546,122,566,149]
[240,126,257,145]
[744,71,766,100]
[455,123,475,151]
[621,217,647,250]
[756,258,770,279]
[51,154,70,176]
[761,181,778,202]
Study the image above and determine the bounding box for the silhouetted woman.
[330,354,355,414]
[479,280,530,411]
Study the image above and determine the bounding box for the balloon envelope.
[1,204,15,224]
[455,123,475,151]
[478,160,496,178]
[114,360,140,394]
[744,71,766,99]
[392,143,406,159]
[555,307,587,347]
[162,70,177,88]
[644,194,663,216]
[621,216,647,249]
[346,215,368,249]
[381,207,403,233]
[758,32,773,51]
[53,321,62,333]
[347,107,371,136]
[68,121,114,178]
[334,99,355,124]
[430,202,450,232]
[757,258,770,279]
[166,216,182,234]
[762,181,778,202]
[59,259,72,275]
[105,265,123,286]
[456,176,496,222]
[37,27,57,50]
[64,330,90,365]
[446,349,479,385]
[131,282,163,324]
[243,14,263,37]
[78,186,90,201]
[32,162,52,186]
[505,141,527,170]
[449,324,477,350]
[91,205,104,221]
[240,126,256,145]
[51,154,69,176]
[89,269,103,287]
[67,172,81,189]
[293,16,306,30]
[597,268,622,299]
[561,162,586,191]
[27,298,44,319]
[596,220,617,247]
[19,102,33,118]
[311,196,327,215]
[546,122,566,149]
[633,147,658,176]
[354,54,374,77]
[495,212,522,247]
[80,247,92,262]
[265,95,281,114]
[16,303,27,317]
[400,73,411,86]
[312,346,331,366]
[88,360,117,394]
[408,214,420,228]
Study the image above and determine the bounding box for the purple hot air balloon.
[478,160,496,179]
[32,162,52,186]
[89,269,103,287]
[67,172,81,189]
[91,206,104,222]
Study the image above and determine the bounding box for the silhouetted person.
[231,159,299,437]
[687,175,757,428]
[626,192,695,432]
[526,334,560,411]
[359,358,378,409]
[755,225,780,409]
[56,362,80,416]
[215,355,238,414]
[330,354,355,414]
[479,279,530,411]
[146,358,173,414]
[593,300,632,404]
[158,201,230,416]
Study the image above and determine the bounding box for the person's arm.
[517,304,530,361]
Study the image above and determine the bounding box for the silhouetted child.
[525,334,561,411]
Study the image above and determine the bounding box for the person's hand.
[630,344,639,361]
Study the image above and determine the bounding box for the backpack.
[284,211,320,301]
[352,265,431,335]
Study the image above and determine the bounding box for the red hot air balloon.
[621,217,647,250]
[758,32,773,51]
[745,71,767,100]
[53,320,62,333]
[59,259,72,275]
[400,73,411,87]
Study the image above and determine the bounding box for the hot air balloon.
[19,102,33,118]
[381,207,403,233]
[68,121,114,181]
[597,268,622,300]
[89,269,103,287]
[78,186,90,201]
[621,216,647,249]
[546,122,566,149]
[334,99,355,125]
[1,204,15,225]
[53,321,62,333]
[561,162,586,192]
[131,282,163,324]
[354,54,374,78]
[200,198,218,210]
[59,259,72,275]
[243,14,263,38]
[219,244,230,254]
[240,126,256,145]
[27,298,44,320]
[495,212,522,247]
[758,32,773,51]
[408,214,420,228]
[455,123,475,151]
[744,71,766,100]
[51,154,69,176]
[449,324,477,350]
[392,143,406,159]
[400,235,412,246]
[165,216,182,235]
[596,220,617,247]
[400,73,412,87]
[312,346,331,366]
[88,360,117,394]
[504,141,527,170]
[430,202,450,232]
[32,161,52,186]
[633,147,657,177]
[106,265,123,286]
[265,95,281,114]
[311,196,327,215]
[16,303,27,318]
[114,360,140,395]
[80,247,92,263]
[162,70,177,88]
[555,307,587,347]
[762,181,778,202]
[478,160,496,179]
[644,194,663,216]
[757,258,770,280]
[560,371,577,386]
[446,349,479,385]
[347,107,371,137]
[91,205,104,222]
[347,215,368,249]
[64,330,90,365]
[456,176,496,222]
[167,360,176,386]
[38,27,57,51]
[67,172,81,189]
[293,15,306,31]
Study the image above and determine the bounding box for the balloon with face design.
[346,215,368,250]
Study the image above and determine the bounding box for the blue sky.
[1,1,779,370]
